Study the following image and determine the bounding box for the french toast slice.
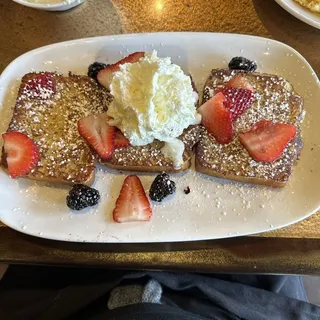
[195,69,304,187]
[294,0,320,13]
[102,125,202,173]
[101,75,201,173]
[1,72,112,185]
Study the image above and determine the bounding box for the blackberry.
[228,57,257,72]
[88,62,108,81]
[149,173,176,202]
[67,184,100,211]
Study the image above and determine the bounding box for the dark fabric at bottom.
[0,265,319,320]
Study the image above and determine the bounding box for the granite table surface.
[0,0,319,274]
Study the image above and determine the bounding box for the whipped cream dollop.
[107,50,200,168]
[161,138,185,170]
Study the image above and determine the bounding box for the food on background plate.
[293,0,320,13]
[1,72,112,184]
[27,0,66,3]
[196,68,304,187]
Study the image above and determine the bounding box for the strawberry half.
[216,87,254,121]
[22,72,56,99]
[2,132,39,178]
[97,52,145,89]
[78,113,115,160]
[113,175,152,223]
[198,92,233,144]
[114,129,130,148]
[226,75,255,92]
[239,120,297,163]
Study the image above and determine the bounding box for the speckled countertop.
[0,0,320,273]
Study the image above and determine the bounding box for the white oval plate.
[0,32,319,243]
[12,0,85,11]
[275,0,320,29]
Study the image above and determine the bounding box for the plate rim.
[1,32,319,83]
[1,203,319,243]
[0,32,319,243]
[275,0,320,29]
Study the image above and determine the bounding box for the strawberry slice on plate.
[2,132,39,178]
[97,52,145,89]
[239,120,297,163]
[114,129,130,148]
[78,113,115,160]
[217,87,255,120]
[198,92,233,144]
[113,175,152,223]
[226,75,255,92]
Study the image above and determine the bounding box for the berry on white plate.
[113,175,152,223]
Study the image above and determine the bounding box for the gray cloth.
[108,279,162,310]
[1,266,319,320]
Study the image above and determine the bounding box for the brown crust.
[105,159,191,173]
[0,165,96,186]
[195,159,286,187]
[101,125,202,172]
[2,72,112,185]
[195,69,305,187]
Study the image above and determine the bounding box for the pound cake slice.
[1,72,112,185]
[195,69,304,187]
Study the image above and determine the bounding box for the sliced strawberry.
[77,113,115,160]
[226,75,255,92]
[198,92,233,144]
[97,52,145,88]
[2,132,39,178]
[22,72,56,99]
[113,175,152,223]
[216,87,254,120]
[114,129,130,148]
[239,120,297,163]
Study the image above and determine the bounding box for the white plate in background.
[0,32,319,243]
[275,0,320,29]
[12,0,85,11]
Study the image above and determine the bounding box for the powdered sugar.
[105,125,202,169]
[199,69,304,184]
[8,73,112,183]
